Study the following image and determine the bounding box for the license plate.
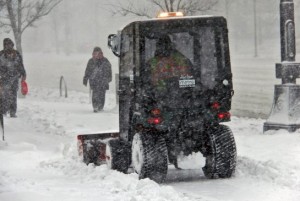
[179,79,195,88]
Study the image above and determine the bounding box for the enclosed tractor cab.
[78,12,237,183]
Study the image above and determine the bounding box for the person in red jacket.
[0,38,26,118]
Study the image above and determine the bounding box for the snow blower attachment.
[77,132,126,165]
[78,13,237,183]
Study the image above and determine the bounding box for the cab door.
[118,25,135,141]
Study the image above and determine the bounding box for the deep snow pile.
[0,87,300,201]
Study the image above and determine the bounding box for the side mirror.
[108,34,120,57]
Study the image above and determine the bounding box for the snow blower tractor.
[77,12,237,183]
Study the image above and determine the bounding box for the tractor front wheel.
[131,132,168,183]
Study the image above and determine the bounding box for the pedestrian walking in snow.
[83,47,112,112]
[0,38,27,118]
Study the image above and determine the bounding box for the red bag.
[21,80,28,95]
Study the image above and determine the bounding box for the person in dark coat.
[83,47,112,112]
[0,38,26,118]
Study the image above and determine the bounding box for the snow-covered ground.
[1,54,300,201]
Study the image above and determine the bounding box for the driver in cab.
[147,35,193,91]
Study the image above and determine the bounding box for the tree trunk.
[6,0,23,55]
[16,0,22,55]
[15,34,22,55]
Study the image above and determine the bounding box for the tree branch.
[106,0,220,17]
[164,0,170,12]
[0,0,5,10]
[177,0,183,11]
[152,0,165,12]
[21,0,62,33]
[17,0,22,34]
[105,1,152,18]
[6,0,18,38]
[0,20,11,28]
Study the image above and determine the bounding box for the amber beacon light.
[157,12,184,18]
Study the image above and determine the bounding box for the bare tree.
[0,0,62,55]
[0,0,5,9]
[107,0,219,18]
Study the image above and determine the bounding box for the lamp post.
[263,0,300,132]
[253,0,258,57]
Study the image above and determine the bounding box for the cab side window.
[120,30,134,78]
[199,27,218,89]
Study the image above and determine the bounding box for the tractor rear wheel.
[202,124,237,179]
[131,132,168,183]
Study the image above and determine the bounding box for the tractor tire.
[202,124,237,179]
[106,139,130,173]
[131,132,168,183]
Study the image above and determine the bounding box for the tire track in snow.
[236,156,300,190]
